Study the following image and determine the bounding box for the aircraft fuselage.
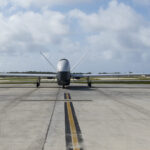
[57,59,71,86]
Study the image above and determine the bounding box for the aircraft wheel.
[88,82,92,88]
[36,82,40,88]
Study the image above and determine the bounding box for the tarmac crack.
[42,88,60,150]
[97,88,150,118]
[0,88,39,116]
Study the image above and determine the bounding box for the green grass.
[1,77,150,84]
[0,77,37,81]
[72,80,150,84]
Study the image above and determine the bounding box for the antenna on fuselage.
[40,51,56,71]
[71,50,89,72]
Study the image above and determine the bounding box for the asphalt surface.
[0,83,150,150]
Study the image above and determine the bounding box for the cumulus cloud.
[69,0,150,66]
[0,0,150,72]
[0,10,69,54]
[0,9,83,71]
[69,0,142,32]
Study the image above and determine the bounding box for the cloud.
[0,10,69,54]
[0,0,150,72]
[0,9,84,71]
[69,1,150,64]
[69,0,142,32]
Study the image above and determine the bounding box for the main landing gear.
[87,77,92,88]
[88,82,92,87]
[36,77,41,88]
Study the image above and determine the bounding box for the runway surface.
[0,83,150,150]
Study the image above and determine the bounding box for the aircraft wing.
[0,73,56,78]
[71,73,150,78]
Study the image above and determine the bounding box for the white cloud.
[0,10,69,54]
[67,0,150,72]
[0,1,7,6]
[0,0,150,72]
[70,1,150,62]
[139,27,150,47]
[0,9,84,71]
[69,0,141,32]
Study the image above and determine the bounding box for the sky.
[0,0,150,73]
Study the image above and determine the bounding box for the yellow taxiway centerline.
[67,102,80,150]
[66,93,69,100]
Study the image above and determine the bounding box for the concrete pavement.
[0,83,150,149]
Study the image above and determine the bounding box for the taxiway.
[0,83,150,150]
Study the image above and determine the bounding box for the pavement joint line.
[21,99,92,102]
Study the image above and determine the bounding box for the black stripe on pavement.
[64,92,84,150]
[68,93,71,99]
[64,93,67,99]
[65,102,73,150]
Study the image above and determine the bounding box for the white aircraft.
[0,53,150,88]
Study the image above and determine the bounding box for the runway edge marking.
[64,93,84,150]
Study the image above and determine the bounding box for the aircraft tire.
[88,82,92,88]
[36,82,40,88]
